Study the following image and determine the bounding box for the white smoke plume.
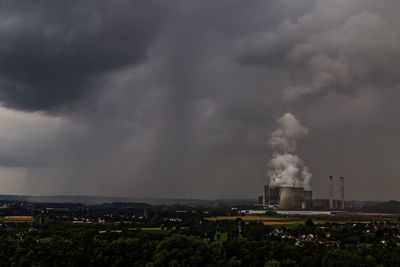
[239,0,400,105]
[269,113,308,153]
[267,113,311,189]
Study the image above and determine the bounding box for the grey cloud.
[0,0,169,111]
[23,0,305,197]
[2,0,399,200]
[0,106,67,167]
[238,0,400,104]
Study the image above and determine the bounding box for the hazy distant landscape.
[1,0,400,265]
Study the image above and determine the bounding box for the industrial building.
[260,175,345,210]
[262,185,313,210]
[329,176,345,209]
[263,185,280,206]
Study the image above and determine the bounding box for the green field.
[207,215,304,226]
[129,227,171,234]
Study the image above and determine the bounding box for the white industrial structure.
[263,185,313,210]
[261,175,346,210]
[329,175,345,210]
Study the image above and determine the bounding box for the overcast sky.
[0,0,399,200]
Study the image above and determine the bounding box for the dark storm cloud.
[23,0,312,197]
[3,0,400,200]
[0,0,169,110]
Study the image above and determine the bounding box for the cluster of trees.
[4,200,400,266]
[1,221,400,266]
[1,233,400,266]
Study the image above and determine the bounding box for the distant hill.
[0,195,256,206]
[365,200,400,214]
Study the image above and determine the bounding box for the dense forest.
[1,219,400,266]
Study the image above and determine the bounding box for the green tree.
[322,249,365,267]
[265,259,280,267]
[305,219,315,227]
[148,234,225,267]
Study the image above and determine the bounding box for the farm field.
[2,216,34,222]
[207,213,400,226]
[262,221,304,225]
[207,215,293,221]
[207,215,304,226]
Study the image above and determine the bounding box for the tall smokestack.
[340,177,344,209]
[329,176,334,209]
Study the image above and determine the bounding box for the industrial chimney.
[329,176,334,209]
[340,177,344,209]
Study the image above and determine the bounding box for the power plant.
[261,176,345,210]
[262,185,313,210]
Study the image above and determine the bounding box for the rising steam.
[267,113,311,189]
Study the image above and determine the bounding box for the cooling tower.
[293,187,304,206]
[304,190,312,201]
[302,190,313,209]
[263,185,280,206]
[279,187,304,210]
[279,187,295,209]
